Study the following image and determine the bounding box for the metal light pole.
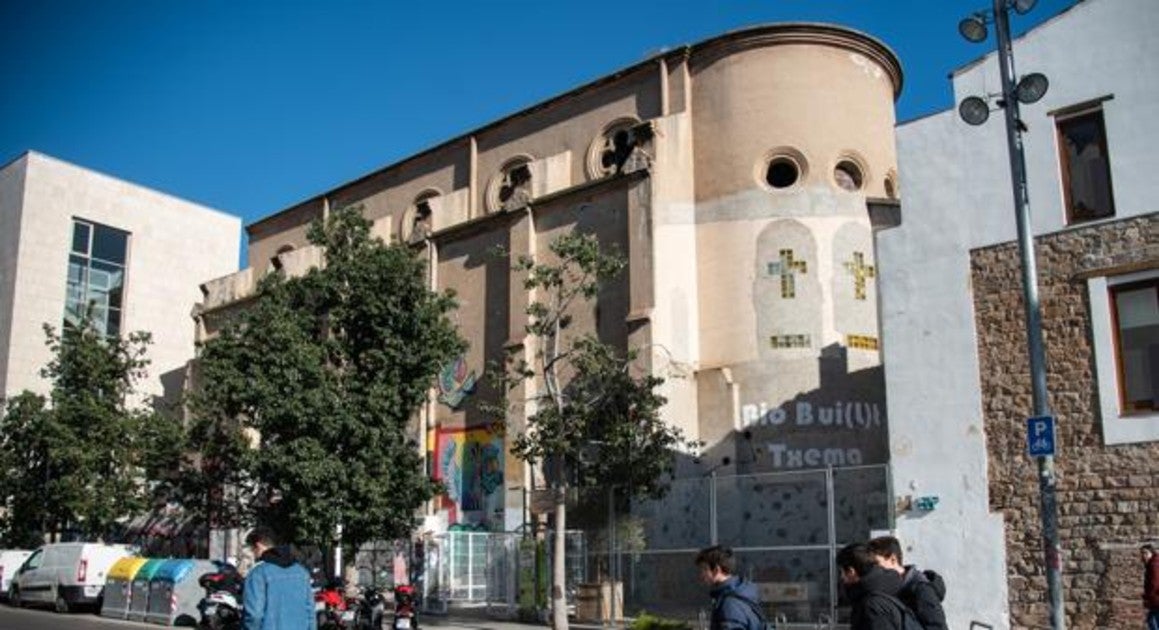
[958,1,1064,627]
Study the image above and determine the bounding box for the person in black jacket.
[837,543,919,630]
[695,546,766,630]
[868,536,947,630]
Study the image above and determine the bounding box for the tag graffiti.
[739,400,883,429]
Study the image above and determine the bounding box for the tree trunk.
[552,487,569,630]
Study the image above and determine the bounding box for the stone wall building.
[196,23,903,622]
[0,151,240,406]
[878,0,1158,627]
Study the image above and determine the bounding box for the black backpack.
[868,592,924,630]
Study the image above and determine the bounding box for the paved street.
[0,605,557,630]
[0,605,146,630]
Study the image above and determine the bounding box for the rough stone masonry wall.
[971,212,1159,629]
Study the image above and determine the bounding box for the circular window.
[884,171,899,200]
[766,158,801,189]
[834,160,864,192]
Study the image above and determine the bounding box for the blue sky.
[1,0,1074,238]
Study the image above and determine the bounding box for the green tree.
[0,314,183,545]
[493,233,696,630]
[189,205,463,554]
[183,326,258,541]
[0,392,54,547]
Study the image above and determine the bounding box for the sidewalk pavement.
[424,610,620,630]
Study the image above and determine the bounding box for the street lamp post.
[957,1,1064,628]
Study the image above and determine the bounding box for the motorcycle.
[315,576,357,629]
[391,584,419,630]
[356,585,388,630]
[197,563,244,630]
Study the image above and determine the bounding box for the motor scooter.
[391,584,419,630]
[356,585,388,630]
[197,563,244,630]
[315,576,357,629]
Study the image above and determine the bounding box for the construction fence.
[404,465,891,628]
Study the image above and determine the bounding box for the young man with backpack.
[695,546,767,630]
[868,536,947,630]
[836,543,923,630]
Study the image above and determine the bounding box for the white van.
[8,542,136,612]
[0,550,33,599]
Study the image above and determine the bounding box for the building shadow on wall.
[694,343,887,479]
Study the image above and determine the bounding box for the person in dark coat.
[837,543,917,630]
[1142,544,1159,630]
[868,536,947,629]
[695,546,766,630]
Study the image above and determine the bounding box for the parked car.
[7,542,135,612]
[0,550,33,601]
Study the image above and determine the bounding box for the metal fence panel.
[486,533,519,617]
[571,464,889,628]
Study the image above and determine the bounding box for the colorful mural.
[433,426,504,529]
[437,354,478,408]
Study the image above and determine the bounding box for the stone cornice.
[688,23,903,99]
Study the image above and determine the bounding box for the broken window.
[1058,108,1114,224]
[498,163,532,211]
[408,193,435,243]
[834,160,864,192]
[766,157,801,189]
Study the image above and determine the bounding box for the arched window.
[407,191,439,243]
[486,157,534,213]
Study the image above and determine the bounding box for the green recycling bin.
[127,559,165,622]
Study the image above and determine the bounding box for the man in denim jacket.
[243,526,316,630]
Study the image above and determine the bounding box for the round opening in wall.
[765,158,800,189]
[834,160,864,192]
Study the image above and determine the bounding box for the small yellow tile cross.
[767,249,808,298]
[844,251,876,300]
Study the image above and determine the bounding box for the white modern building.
[0,151,241,407]
[878,0,1158,627]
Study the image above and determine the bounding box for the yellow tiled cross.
[843,251,876,300]
[767,249,808,298]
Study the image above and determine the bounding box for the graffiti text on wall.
[740,400,883,430]
[739,400,884,470]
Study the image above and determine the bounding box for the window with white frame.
[65,219,129,337]
[1088,268,1159,444]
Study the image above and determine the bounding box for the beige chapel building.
[196,22,903,585]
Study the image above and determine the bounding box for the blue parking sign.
[1027,415,1055,457]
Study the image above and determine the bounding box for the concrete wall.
[0,156,29,398]
[0,152,240,406]
[879,0,1158,627]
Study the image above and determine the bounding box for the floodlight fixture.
[1012,0,1038,15]
[1016,73,1050,104]
[959,96,991,126]
[959,14,989,43]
